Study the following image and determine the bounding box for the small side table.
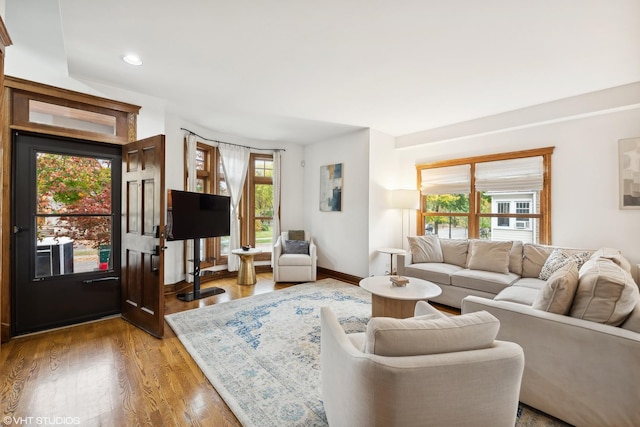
[377,247,406,275]
[231,248,262,285]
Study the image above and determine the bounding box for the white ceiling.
[6,0,640,144]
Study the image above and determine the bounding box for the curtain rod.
[181,128,286,152]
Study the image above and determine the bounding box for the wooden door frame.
[0,76,140,342]
[0,13,12,353]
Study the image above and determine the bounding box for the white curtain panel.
[185,134,198,282]
[271,151,282,268]
[219,143,250,271]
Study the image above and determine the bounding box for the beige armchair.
[272,230,317,282]
[320,303,525,427]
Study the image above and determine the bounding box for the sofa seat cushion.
[363,311,500,356]
[277,253,313,267]
[570,257,639,326]
[493,286,539,306]
[512,277,546,290]
[405,262,464,285]
[451,269,520,294]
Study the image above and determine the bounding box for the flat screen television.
[166,190,231,241]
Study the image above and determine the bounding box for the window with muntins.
[245,154,274,261]
[417,147,554,244]
[187,143,273,264]
[188,143,229,267]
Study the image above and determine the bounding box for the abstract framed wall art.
[619,137,640,209]
[320,163,343,212]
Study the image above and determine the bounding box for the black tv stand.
[177,238,225,302]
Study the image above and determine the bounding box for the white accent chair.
[272,231,317,282]
[320,302,525,427]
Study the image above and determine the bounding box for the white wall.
[369,130,404,276]
[397,107,640,273]
[304,129,371,277]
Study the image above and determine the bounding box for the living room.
[4,1,639,283]
[1,1,640,426]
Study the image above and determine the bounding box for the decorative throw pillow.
[532,261,579,314]
[440,239,468,267]
[466,240,512,274]
[589,247,632,273]
[283,239,309,255]
[287,230,305,241]
[407,235,443,263]
[363,311,500,357]
[570,257,640,326]
[538,249,590,281]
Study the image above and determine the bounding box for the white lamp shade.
[391,189,419,209]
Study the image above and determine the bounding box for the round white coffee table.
[359,276,442,318]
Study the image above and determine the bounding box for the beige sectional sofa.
[398,236,640,426]
[396,236,591,309]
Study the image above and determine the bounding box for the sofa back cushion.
[466,240,512,274]
[522,244,554,278]
[570,257,640,326]
[363,311,500,357]
[532,261,579,314]
[408,235,443,263]
[287,230,306,241]
[440,239,468,267]
[509,240,523,276]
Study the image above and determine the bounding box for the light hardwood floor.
[0,273,306,426]
[0,273,456,426]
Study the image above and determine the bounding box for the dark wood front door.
[121,135,166,338]
[12,132,122,335]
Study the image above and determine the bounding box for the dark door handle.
[82,276,120,284]
[13,226,27,234]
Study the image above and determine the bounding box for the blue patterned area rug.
[165,278,570,427]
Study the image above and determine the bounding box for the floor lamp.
[391,189,420,250]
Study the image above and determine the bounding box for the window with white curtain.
[186,143,229,268]
[417,147,554,244]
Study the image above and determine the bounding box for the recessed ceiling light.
[122,54,143,66]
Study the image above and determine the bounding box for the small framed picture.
[320,163,343,212]
[619,137,640,209]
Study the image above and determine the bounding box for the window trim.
[243,153,274,262]
[183,141,228,268]
[416,147,554,244]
